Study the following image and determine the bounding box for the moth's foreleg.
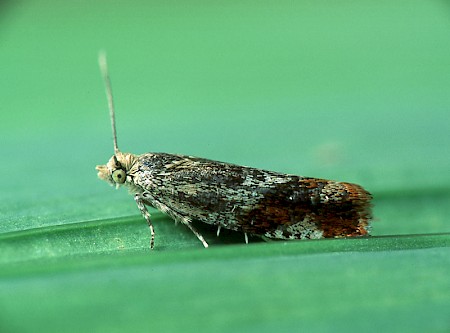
[134,194,155,249]
[138,192,209,249]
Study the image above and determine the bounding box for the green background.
[1,1,449,332]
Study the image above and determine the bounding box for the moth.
[96,53,372,249]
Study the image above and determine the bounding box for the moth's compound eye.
[112,169,126,184]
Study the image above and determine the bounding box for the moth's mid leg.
[134,194,155,249]
[139,192,209,249]
[182,218,209,248]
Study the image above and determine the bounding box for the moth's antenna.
[98,51,120,154]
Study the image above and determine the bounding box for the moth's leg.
[216,224,248,244]
[138,192,209,248]
[216,225,221,237]
[134,194,155,249]
[182,219,209,248]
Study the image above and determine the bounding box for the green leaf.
[1,1,449,333]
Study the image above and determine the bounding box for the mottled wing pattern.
[133,153,372,240]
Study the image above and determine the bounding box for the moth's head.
[96,152,138,188]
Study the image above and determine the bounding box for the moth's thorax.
[96,152,140,189]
